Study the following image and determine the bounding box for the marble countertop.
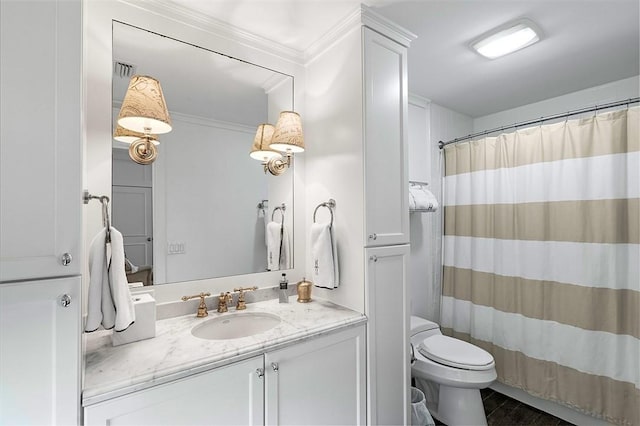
[83,296,366,406]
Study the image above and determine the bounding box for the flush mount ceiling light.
[471,19,541,59]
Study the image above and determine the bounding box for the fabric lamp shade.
[270,111,305,153]
[250,124,281,161]
[117,75,172,134]
[113,124,159,145]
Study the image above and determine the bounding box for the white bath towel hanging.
[85,226,135,332]
[279,223,291,270]
[310,222,339,289]
[266,221,290,271]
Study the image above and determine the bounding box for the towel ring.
[272,204,286,224]
[313,199,336,227]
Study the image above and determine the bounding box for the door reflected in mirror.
[112,21,294,286]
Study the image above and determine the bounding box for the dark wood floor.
[433,389,574,426]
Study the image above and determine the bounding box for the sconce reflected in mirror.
[251,111,305,176]
[113,124,159,145]
[116,75,172,165]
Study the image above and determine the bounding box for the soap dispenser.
[279,273,289,303]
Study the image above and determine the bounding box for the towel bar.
[84,190,112,242]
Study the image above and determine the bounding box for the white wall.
[408,102,472,322]
[473,76,639,132]
[304,26,365,312]
[407,95,431,320]
[153,114,269,284]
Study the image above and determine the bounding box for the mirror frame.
[84,0,306,303]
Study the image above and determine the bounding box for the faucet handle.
[233,286,258,310]
[181,292,211,318]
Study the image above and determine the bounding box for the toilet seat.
[418,335,494,371]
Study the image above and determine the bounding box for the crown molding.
[304,3,417,66]
[360,4,417,48]
[112,101,255,134]
[303,5,363,65]
[118,0,306,65]
[409,93,431,108]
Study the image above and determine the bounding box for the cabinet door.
[363,28,409,247]
[83,356,264,426]
[265,325,366,426]
[365,245,410,425]
[0,0,82,281]
[0,277,81,425]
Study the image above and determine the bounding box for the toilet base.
[437,385,487,426]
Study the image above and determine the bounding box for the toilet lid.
[418,335,494,371]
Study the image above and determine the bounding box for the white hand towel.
[279,223,291,270]
[266,221,282,271]
[310,222,339,289]
[109,228,136,332]
[263,208,269,247]
[85,227,135,332]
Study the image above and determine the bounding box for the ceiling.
[166,0,639,118]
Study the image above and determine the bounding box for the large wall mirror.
[112,21,295,286]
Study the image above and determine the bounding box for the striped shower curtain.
[441,107,639,425]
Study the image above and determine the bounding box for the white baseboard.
[489,382,609,426]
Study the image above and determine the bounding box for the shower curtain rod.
[438,97,640,149]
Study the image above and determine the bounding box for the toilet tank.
[410,316,442,345]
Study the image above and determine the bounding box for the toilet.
[411,316,497,426]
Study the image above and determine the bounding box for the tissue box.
[112,293,156,346]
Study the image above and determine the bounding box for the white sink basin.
[191,312,281,340]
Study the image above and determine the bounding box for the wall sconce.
[250,111,304,176]
[116,75,172,165]
[113,124,159,145]
[250,123,284,175]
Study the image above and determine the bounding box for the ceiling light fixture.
[471,19,541,59]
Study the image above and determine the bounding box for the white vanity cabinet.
[264,325,366,425]
[84,324,366,426]
[363,28,410,248]
[0,0,82,281]
[365,244,410,425]
[0,277,81,425]
[83,356,265,426]
[0,1,82,424]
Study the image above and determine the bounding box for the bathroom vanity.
[83,297,366,425]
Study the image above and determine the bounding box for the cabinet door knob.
[256,368,264,378]
[60,294,72,308]
[271,362,279,372]
[369,255,378,262]
[61,253,73,266]
[369,233,377,240]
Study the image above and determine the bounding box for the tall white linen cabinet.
[0,0,82,424]
[305,6,414,425]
